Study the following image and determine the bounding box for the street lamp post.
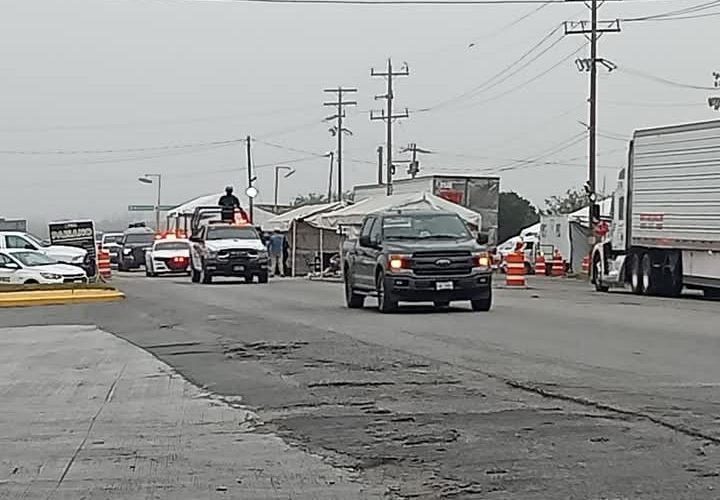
[138,174,162,230]
[274,166,295,213]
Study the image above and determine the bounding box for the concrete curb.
[0,288,125,308]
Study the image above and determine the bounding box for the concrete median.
[0,284,124,308]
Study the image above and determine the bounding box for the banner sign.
[48,220,97,278]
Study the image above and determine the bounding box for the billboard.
[49,220,97,278]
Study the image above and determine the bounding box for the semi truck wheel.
[630,253,644,295]
[641,252,660,296]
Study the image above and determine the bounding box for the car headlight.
[71,255,84,263]
[206,249,218,259]
[257,250,268,259]
[40,273,62,280]
[123,248,132,255]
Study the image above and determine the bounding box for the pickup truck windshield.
[207,226,258,240]
[383,213,471,240]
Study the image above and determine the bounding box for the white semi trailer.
[592,119,720,297]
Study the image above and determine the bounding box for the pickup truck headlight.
[472,252,491,269]
[387,254,411,271]
[71,255,85,263]
[123,248,132,255]
[206,249,218,259]
[40,273,62,280]
[257,250,268,259]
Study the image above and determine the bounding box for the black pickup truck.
[343,209,492,313]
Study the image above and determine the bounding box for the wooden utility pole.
[371,59,409,196]
[324,87,357,201]
[377,145,384,184]
[565,5,620,227]
[399,143,433,179]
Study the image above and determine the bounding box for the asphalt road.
[2,274,720,498]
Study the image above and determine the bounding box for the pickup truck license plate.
[436,281,454,291]
[233,265,245,272]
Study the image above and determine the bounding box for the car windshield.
[155,241,188,251]
[11,251,58,267]
[382,213,472,240]
[124,233,154,244]
[103,234,123,244]
[207,226,258,240]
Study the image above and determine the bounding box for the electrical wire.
[0,138,244,156]
[173,0,643,5]
[616,67,717,91]
[623,0,720,21]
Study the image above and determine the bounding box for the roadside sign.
[127,204,176,212]
[48,220,97,278]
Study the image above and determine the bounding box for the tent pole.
[319,227,324,276]
[291,220,297,278]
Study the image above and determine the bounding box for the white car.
[145,238,191,277]
[0,249,88,285]
[0,231,86,266]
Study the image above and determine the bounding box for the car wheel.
[24,279,39,285]
[471,287,492,312]
[376,272,397,313]
[630,252,643,295]
[641,252,659,296]
[199,263,212,284]
[344,273,365,309]
[593,254,609,292]
[258,271,269,284]
[433,301,450,308]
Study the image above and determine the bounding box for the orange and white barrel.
[581,255,590,274]
[535,254,546,275]
[97,247,112,280]
[551,250,565,277]
[505,251,526,287]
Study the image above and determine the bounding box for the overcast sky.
[1,0,717,223]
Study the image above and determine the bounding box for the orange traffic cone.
[551,250,565,277]
[535,254,546,275]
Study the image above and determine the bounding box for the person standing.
[267,230,285,277]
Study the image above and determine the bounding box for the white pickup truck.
[0,231,87,266]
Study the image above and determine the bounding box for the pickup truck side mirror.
[358,235,371,247]
[476,233,489,245]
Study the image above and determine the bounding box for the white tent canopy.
[309,191,482,230]
[263,202,343,232]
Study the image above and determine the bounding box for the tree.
[498,191,540,243]
[290,193,328,207]
[542,187,588,215]
[290,191,353,207]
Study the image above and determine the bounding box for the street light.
[138,174,162,230]
[274,166,295,213]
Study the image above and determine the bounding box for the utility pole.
[709,72,720,110]
[246,135,254,223]
[377,146,384,184]
[326,151,335,202]
[398,143,434,179]
[565,3,620,230]
[371,59,409,196]
[324,87,357,201]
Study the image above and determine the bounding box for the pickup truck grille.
[218,249,257,260]
[411,251,472,276]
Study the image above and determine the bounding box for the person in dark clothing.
[282,236,290,276]
[218,186,242,222]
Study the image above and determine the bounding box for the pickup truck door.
[354,217,377,289]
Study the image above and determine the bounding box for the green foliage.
[498,191,540,243]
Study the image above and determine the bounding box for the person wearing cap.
[218,186,241,222]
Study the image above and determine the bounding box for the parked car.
[0,249,87,284]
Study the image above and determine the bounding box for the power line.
[172,0,653,5]
[616,67,717,91]
[0,138,244,156]
[623,0,720,21]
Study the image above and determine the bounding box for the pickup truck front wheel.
[344,273,365,309]
[376,272,398,313]
[471,287,492,312]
